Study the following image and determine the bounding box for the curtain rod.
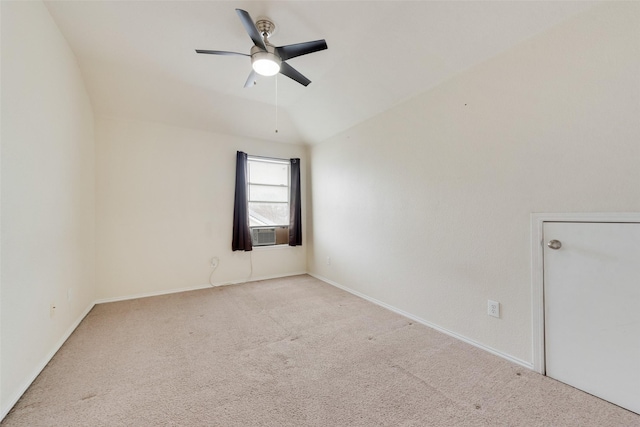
[247,154,293,163]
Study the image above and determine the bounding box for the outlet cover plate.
[488,300,500,318]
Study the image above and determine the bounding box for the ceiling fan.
[196,9,328,88]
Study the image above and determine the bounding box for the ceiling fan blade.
[195,49,249,57]
[244,70,258,88]
[235,9,267,51]
[275,40,328,61]
[279,62,311,87]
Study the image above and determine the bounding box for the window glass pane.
[248,202,289,226]
[247,158,290,231]
[248,161,288,186]
[249,184,288,202]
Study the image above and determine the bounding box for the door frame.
[530,212,640,374]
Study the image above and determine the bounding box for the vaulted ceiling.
[45,1,597,145]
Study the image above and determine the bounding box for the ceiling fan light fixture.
[252,58,280,76]
[251,51,281,76]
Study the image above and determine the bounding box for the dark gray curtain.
[232,151,252,251]
[289,158,302,246]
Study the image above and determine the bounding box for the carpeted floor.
[2,274,639,426]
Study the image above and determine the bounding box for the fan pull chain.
[275,74,279,134]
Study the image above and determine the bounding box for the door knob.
[547,240,562,250]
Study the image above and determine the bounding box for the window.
[247,156,289,245]
[232,151,301,251]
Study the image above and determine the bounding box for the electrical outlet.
[326,256,331,266]
[50,303,57,318]
[488,300,500,318]
[210,257,219,269]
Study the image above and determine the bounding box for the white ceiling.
[44,1,598,145]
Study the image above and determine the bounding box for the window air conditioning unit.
[252,228,276,246]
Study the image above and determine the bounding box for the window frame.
[246,156,290,230]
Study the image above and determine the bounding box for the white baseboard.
[308,272,534,371]
[94,271,308,304]
[1,302,95,421]
[94,283,215,304]
[211,271,308,288]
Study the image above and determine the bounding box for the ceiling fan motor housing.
[255,19,276,39]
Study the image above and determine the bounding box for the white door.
[544,221,640,414]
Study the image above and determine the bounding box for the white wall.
[95,116,307,300]
[1,1,96,416]
[308,2,640,365]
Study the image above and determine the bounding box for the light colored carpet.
[2,274,639,426]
